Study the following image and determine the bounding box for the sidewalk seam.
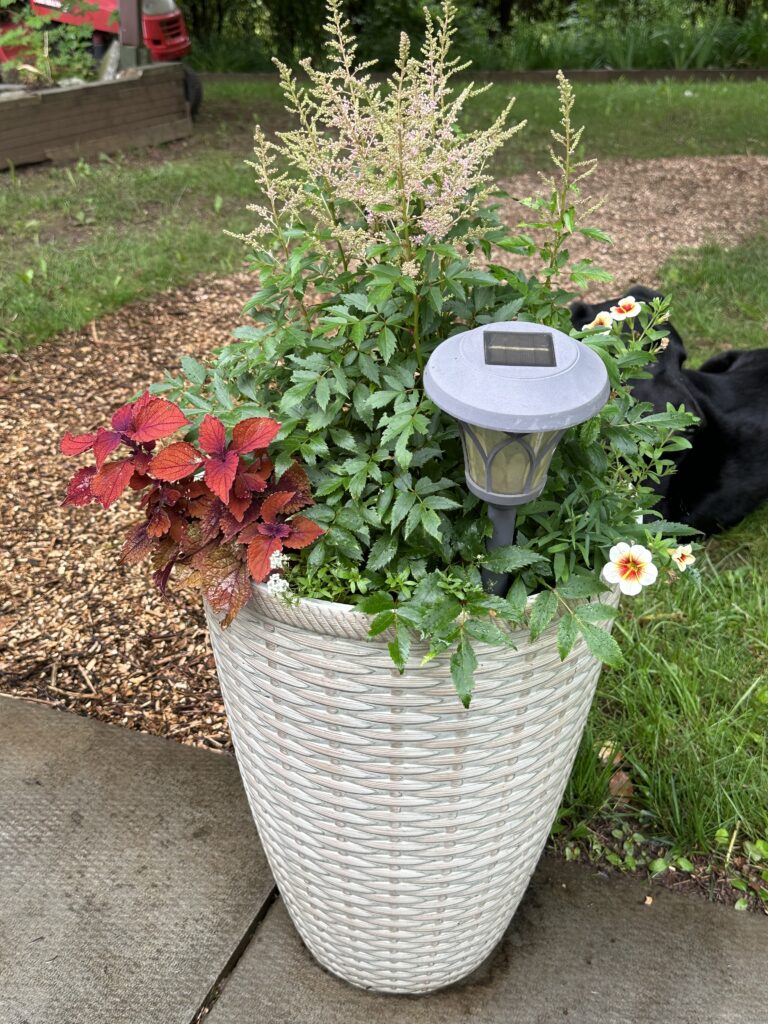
[190,885,279,1022]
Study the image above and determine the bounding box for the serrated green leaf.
[180,355,207,386]
[557,576,608,600]
[403,500,422,539]
[557,612,578,660]
[358,592,395,615]
[421,508,442,541]
[529,590,558,641]
[576,619,623,668]
[315,376,331,411]
[505,577,529,620]
[388,619,411,671]
[482,545,549,575]
[390,490,417,530]
[378,326,398,364]
[369,610,395,637]
[450,636,478,708]
[465,619,514,647]
[367,533,399,571]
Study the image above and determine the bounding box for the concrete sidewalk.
[1,696,766,1024]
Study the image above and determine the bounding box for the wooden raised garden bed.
[0,62,191,170]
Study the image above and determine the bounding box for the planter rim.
[242,581,618,646]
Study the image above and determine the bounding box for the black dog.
[571,287,768,534]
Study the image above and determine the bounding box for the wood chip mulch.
[2,154,767,753]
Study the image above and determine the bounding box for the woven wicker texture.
[206,586,618,994]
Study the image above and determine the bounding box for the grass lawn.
[3,76,768,350]
[561,230,768,891]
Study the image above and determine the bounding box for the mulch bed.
[3,154,768,753]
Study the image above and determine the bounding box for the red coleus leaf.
[126,397,189,443]
[90,458,135,509]
[247,535,283,583]
[120,523,154,565]
[260,491,295,524]
[204,449,239,504]
[198,414,227,457]
[195,544,253,627]
[149,442,205,481]
[147,508,171,538]
[276,462,314,513]
[231,416,281,455]
[111,401,135,433]
[227,489,253,524]
[60,431,96,456]
[93,428,122,469]
[62,466,96,506]
[284,515,325,549]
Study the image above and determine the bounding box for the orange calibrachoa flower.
[670,544,696,571]
[602,542,658,596]
[609,295,642,320]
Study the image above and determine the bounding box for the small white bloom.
[610,296,643,321]
[670,544,696,571]
[401,259,419,279]
[602,542,658,596]
[265,573,291,599]
[584,310,615,333]
[269,549,289,571]
[684,89,695,98]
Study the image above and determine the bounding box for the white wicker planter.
[205,585,619,994]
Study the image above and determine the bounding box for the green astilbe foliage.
[159,1,699,705]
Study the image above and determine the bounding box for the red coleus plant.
[61,392,324,625]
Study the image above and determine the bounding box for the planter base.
[206,586,618,994]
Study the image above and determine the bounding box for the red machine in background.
[27,0,191,63]
[0,1,201,111]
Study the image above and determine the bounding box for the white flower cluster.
[265,573,291,599]
[269,549,289,571]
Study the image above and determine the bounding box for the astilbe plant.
[61,392,324,625]
[138,1,697,705]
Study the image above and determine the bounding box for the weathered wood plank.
[0,63,190,170]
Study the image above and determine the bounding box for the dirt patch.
[2,154,767,749]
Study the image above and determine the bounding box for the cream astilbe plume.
[237,1,524,268]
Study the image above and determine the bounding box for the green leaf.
[504,577,529,621]
[529,590,558,641]
[367,533,399,571]
[315,376,331,411]
[420,508,443,541]
[180,355,207,386]
[649,858,669,875]
[369,611,395,637]
[389,490,417,530]
[557,612,578,660]
[465,619,514,647]
[676,857,694,872]
[388,619,411,671]
[450,636,478,708]
[576,619,623,668]
[378,326,398,364]
[358,592,395,615]
[481,545,549,575]
[734,897,749,911]
[557,576,607,600]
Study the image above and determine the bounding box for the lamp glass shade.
[460,424,562,505]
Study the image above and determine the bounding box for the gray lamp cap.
[423,320,610,432]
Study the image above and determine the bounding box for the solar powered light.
[424,320,610,595]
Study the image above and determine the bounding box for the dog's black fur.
[570,286,768,534]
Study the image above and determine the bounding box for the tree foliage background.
[179,1,768,73]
